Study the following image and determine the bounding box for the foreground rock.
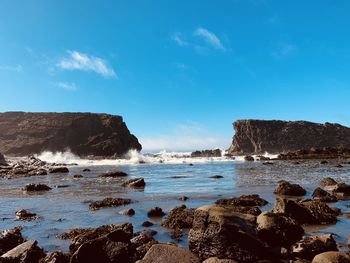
[22,183,52,192]
[274,180,306,196]
[273,198,338,224]
[256,211,304,246]
[188,205,269,262]
[162,205,195,229]
[89,198,135,210]
[312,187,337,202]
[228,119,350,155]
[291,234,338,260]
[39,251,70,263]
[0,227,25,255]
[1,240,45,262]
[312,251,350,263]
[137,244,200,263]
[191,149,222,158]
[0,112,141,157]
[122,177,145,188]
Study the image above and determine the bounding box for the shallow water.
[1,158,350,252]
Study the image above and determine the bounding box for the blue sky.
[1,0,350,151]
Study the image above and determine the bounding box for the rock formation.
[228,119,350,155]
[0,111,141,157]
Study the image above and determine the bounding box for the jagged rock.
[244,155,254,161]
[0,112,141,157]
[39,251,70,263]
[273,198,338,225]
[162,205,195,229]
[203,258,237,263]
[320,178,338,188]
[256,211,304,246]
[119,209,135,216]
[1,240,45,263]
[70,229,135,263]
[216,194,268,207]
[292,234,338,260]
[0,153,7,165]
[191,149,222,158]
[147,207,165,218]
[122,178,145,187]
[0,227,25,255]
[188,205,269,262]
[15,209,38,221]
[228,119,350,155]
[312,251,350,263]
[58,223,133,253]
[89,198,134,210]
[22,183,52,192]
[98,171,128,178]
[49,167,69,174]
[141,221,154,227]
[131,231,158,260]
[312,188,337,202]
[137,244,200,263]
[274,180,306,196]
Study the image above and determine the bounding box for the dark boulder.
[82,168,91,172]
[208,175,224,179]
[98,171,127,178]
[22,183,52,192]
[119,209,135,216]
[320,178,338,188]
[191,149,222,158]
[0,153,7,165]
[312,188,337,202]
[1,240,45,263]
[147,207,165,218]
[256,211,304,246]
[178,196,188,201]
[122,177,145,187]
[274,180,306,196]
[216,194,268,207]
[15,209,38,221]
[0,227,25,255]
[89,198,134,210]
[49,167,69,174]
[162,205,195,229]
[333,183,350,196]
[244,155,254,161]
[188,205,270,262]
[141,221,154,227]
[291,234,338,260]
[73,174,83,178]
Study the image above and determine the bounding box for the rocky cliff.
[0,112,141,157]
[228,119,350,155]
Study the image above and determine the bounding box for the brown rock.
[22,183,52,192]
[312,188,337,202]
[0,227,25,255]
[49,167,69,173]
[1,240,45,262]
[15,209,38,221]
[98,171,128,178]
[320,178,338,188]
[122,178,145,187]
[147,207,165,218]
[119,209,135,216]
[73,174,83,178]
[244,155,254,161]
[141,221,154,227]
[203,258,237,263]
[274,180,306,196]
[89,198,134,210]
[191,149,222,158]
[312,251,350,263]
[162,205,195,229]
[178,196,188,201]
[39,251,70,263]
[216,194,268,207]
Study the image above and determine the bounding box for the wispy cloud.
[172,33,188,47]
[52,82,78,91]
[194,27,225,50]
[140,123,231,151]
[272,43,297,58]
[0,64,23,72]
[57,51,117,78]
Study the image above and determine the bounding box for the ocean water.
[0,151,350,252]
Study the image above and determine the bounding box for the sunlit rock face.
[228,119,350,155]
[0,112,141,157]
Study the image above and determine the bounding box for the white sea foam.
[36,149,278,166]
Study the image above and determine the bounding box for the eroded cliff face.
[0,112,141,157]
[228,120,350,155]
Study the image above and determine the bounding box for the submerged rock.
[89,197,134,210]
[1,240,45,263]
[22,183,52,192]
[291,234,338,260]
[188,204,269,262]
[141,221,154,227]
[0,227,25,255]
[312,251,350,263]
[119,209,135,216]
[178,196,189,201]
[122,177,145,187]
[162,205,195,229]
[256,211,304,246]
[49,167,69,174]
[137,244,200,263]
[274,180,306,196]
[98,171,128,178]
[312,187,337,202]
[147,207,165,218]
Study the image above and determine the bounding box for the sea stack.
[0,112,141,157]
[228,119,350,155]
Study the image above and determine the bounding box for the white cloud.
[194,27,225,50]
[272,43,297,58]
[172,33,188,47]
[140,123,231,151]
[52,82,78,91]
[57,51,117,78]
[0,64,23,72]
